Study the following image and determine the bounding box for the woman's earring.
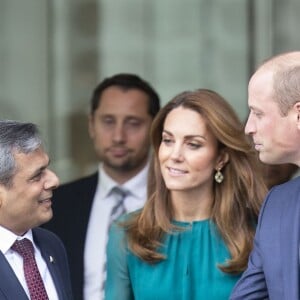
[214,168,224,183]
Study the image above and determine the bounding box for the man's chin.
[104,158,133,171]
[103,155,148,173]
[108,165,134,173]
[40,211,54,225]
[259,153,278,165]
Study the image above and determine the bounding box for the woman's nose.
[170,144,184,161]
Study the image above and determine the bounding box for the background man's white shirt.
[83,162,149,300]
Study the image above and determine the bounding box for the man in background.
[0,120,73,300]
[45,73,160,300]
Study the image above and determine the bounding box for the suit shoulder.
[268,176,300,197]
[262,176,300,211]
[33,227,65,248]
[54,172,98,195]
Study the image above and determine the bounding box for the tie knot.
[110,186,128,221]
[111,186,127,198]
[11,238,34,258]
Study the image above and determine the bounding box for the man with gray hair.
[231,51,300,299]
[0,120,73,300]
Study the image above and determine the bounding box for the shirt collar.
[0,225,34,255]
[98,162,149,199]
[98,165,118,198]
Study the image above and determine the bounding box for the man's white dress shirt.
[84,162,149,300]
[0,226,59,300]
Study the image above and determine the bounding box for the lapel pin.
[49,255,55,263]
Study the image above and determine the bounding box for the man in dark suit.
[0,120,73,300]
[230,52,300,299]
[44,73,160,300]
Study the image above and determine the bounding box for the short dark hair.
[90,73,160,118]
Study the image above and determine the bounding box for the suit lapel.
[40,243,66,299]
[68,173,98,299]
[281,191,300,299]
[75,173,98,261]
[80,173,98,231]
[0,252,29,299]
[33,230,68,300]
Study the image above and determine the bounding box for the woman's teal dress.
[105,219,241,300]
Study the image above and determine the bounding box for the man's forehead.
[95,101,151,119]
[250,67,273,86]
[13,148,48,166]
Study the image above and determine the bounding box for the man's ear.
[88,114,95,139]
[293,102,300,130]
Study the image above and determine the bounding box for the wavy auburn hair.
[123,89,267,274]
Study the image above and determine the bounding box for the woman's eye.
[188,142,201,149]
[162,137,173,145]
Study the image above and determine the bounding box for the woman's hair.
[123,89,267,274]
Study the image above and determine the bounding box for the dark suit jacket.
[0,227,73,300]
[230,176,300,300]
[44,173,98,300]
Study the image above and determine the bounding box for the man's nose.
[45,169,60,190]
[112,123,126,143]
[244,114,255,135]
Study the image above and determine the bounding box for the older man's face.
[0,147,59,235]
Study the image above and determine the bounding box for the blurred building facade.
[1,0,299,182]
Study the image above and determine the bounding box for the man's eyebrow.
[125,116,144,120]
[249,105,261,111]
[99,114,115,118]
[28,167,45,180]
[30,159,50,178]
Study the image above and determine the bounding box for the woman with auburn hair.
[105,89,267,300]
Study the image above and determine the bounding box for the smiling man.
[0,120,73,300]
[230,52,300,300]
[44,73,160,300]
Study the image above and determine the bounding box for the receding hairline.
[249,51,300,116]
[256,51,300,73]
[249,51,300,88]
